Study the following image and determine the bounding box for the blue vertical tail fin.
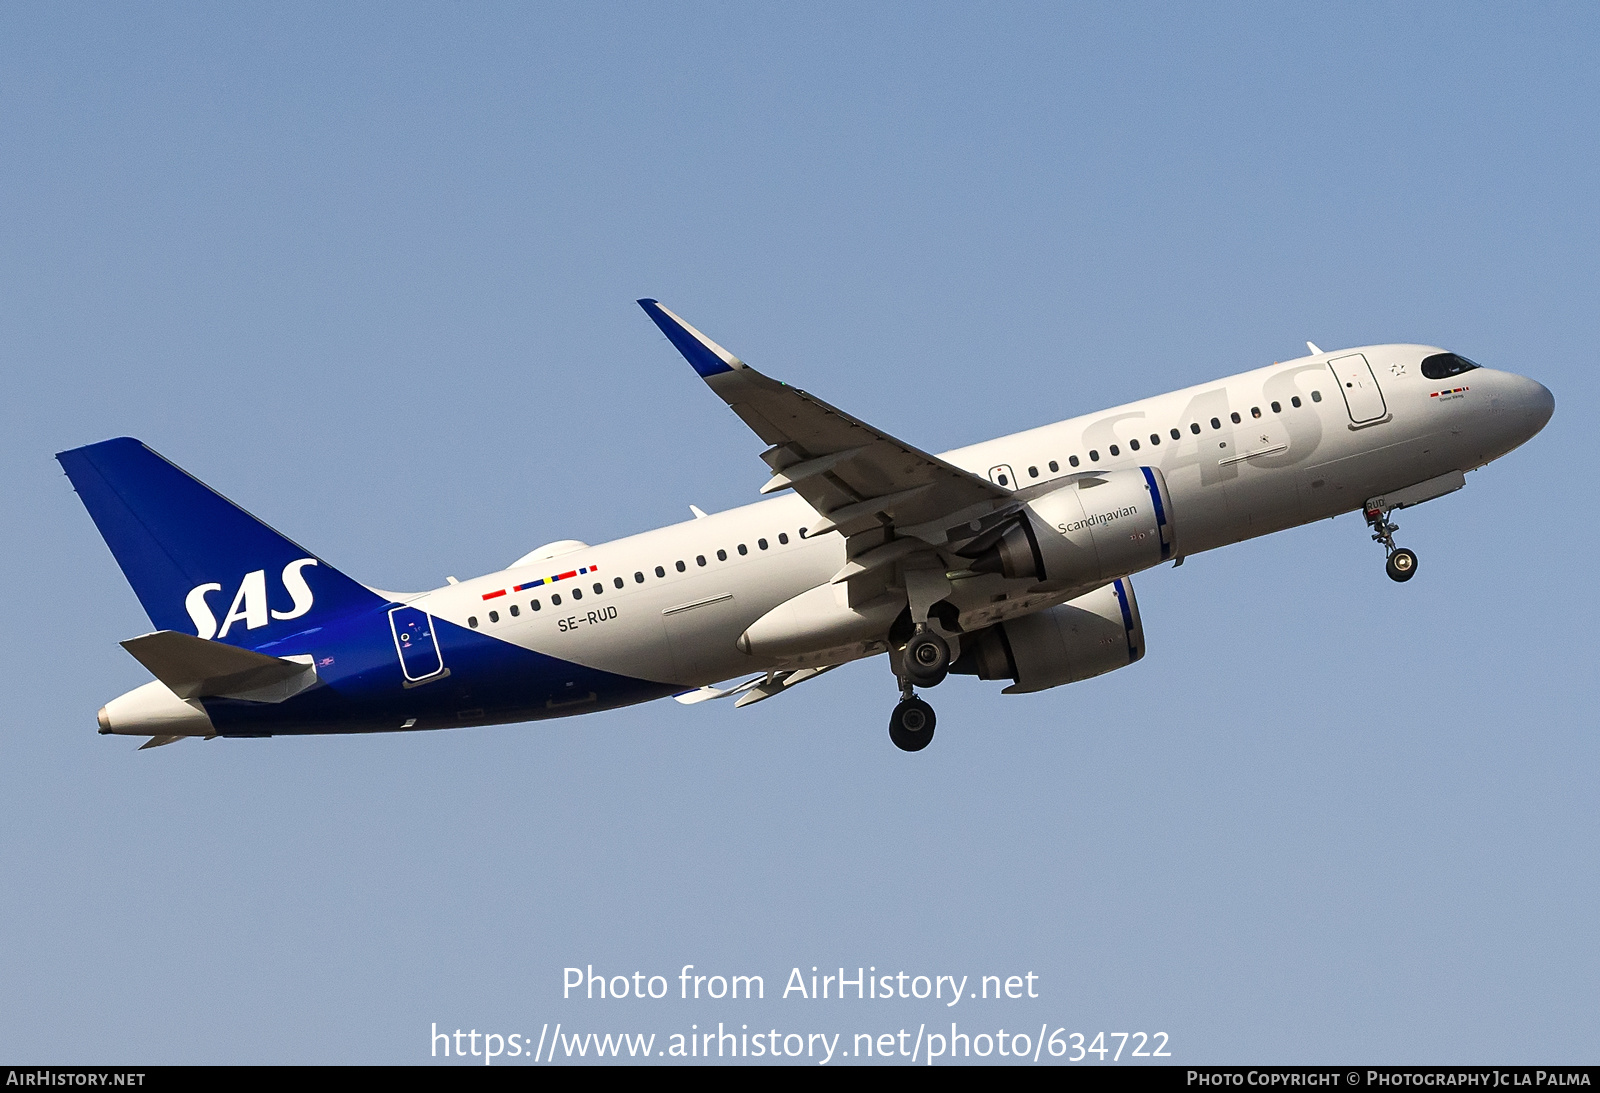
[57,437,385,647]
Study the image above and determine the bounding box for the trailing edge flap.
[120,631,319,703]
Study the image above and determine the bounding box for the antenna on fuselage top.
[1306,341,1323,355]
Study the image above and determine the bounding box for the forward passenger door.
[1327,354,1388,424]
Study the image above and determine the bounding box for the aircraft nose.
[1486,372,1554,454]
[1515,375,1556,436]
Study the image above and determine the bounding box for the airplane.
[58,300,1554,752]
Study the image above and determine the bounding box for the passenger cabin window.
[1028,466,1038,478]
[1251,406,1261,418]
[738,544,747,555]
[996,472,1009,486]
[552,593,561,605]
[1109,444,1120,456]
[1291,396,1302,408]
[696,555,706,567]
[634,571,644,583]
[1271,401,1281,413]
[1129,439,1140,451]
[489,610,499,623]
[1089,450,1100,462]
[1230,412,1241,424]
[675,561,686,572]
[593,582,603,594]
[1210,418,1221,429]
[571,588,582,600]
[468,616,478,628]
[655,565,666,577]
[615,577,625,588]
[778,533,789,544]
[531,599,541,611]
[716,549,727,561]
[1048,460,1059,472]
[1068,455,1080,467]
[1422,352,1481,380]
[509,604,520,617]
[1170,428,1181,439]
[758,538,769,550]
[1311,390,1322,402]
[1190,423,1201,434]
[1150,434,1160,445]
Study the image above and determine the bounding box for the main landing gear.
[1365,502,1419,583]
[904,628,950,687]
[890,686,936,752]
[890,625,949,752]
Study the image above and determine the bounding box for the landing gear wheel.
[1386,547,1418,582]
[904,630,950,688]
[1365,502,1418,585]
[889,697,937,752]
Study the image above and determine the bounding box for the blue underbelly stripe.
[204,608,676,736]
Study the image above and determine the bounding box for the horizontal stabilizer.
[120,631,318,703]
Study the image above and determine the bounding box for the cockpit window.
[1421,353,1481,380]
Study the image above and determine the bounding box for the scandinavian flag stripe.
[483,565,598,601]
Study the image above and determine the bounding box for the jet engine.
[949,578,1144,694]
[960,468,1176,590]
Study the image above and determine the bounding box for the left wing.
[673,665,839,709]
[639,300,1017,603]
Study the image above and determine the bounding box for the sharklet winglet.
[638,299,746,378]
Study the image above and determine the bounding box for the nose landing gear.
[1385,547,1418,582]
[1365,503,1419,583]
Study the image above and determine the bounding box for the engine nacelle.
[963,468,1176,589]
[950,578,1144,694]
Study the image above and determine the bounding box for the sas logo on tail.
[185,558,319,640]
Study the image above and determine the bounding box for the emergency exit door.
[1327,354,1388,424]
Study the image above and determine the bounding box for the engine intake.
[950,578,1144,694]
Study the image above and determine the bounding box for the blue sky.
[2,3,1595,1063]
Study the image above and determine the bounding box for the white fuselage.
[404,345,1551,689]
